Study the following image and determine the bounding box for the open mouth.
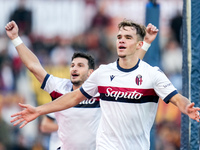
[71,73,79,77]
[119,46,126,49]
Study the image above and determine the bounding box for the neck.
[118,56,139,69]
[72,84,81,91]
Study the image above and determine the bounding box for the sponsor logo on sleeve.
[163,83,172,88]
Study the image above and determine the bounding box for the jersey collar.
[116,58,140,72]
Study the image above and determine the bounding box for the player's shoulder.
[139,60,160,70]
[49,74,70,82]
[48,74,72,87]
[98,61,116,70]
[139,60,163,75]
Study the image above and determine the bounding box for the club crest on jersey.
[135,74,143,86]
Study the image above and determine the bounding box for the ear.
[136,41,143,50]
[88,69,94,77]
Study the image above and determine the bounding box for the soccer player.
[6,21,99,150]
[6,20,158,150]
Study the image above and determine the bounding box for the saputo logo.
[105,87,143,100]
[79,97,97,105]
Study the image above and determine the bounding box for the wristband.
[12,36,23,47]
[141,41,151,51]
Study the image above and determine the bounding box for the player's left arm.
[11,89,86,128]
[137,23,159,60]
[170,93,200,122]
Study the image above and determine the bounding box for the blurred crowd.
[0,0,183,149]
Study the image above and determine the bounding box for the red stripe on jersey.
[98,86,157,96]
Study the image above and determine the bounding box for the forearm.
[15,42,47,83]
[137,49,147,60]
[40,117,58,133]
[42,124,58,133]
[137,41,151,60]
[16,43,40,71]
[170,94,191,115]
[36,89,86,116]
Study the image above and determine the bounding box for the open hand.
[186,102,200,122]
[11,103,40,128]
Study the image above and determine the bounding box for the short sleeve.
[80,67,100,98]
[152,67,178,103]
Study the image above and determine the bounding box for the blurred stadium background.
[0,0,183,149]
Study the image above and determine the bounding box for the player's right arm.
[5,21,47,84]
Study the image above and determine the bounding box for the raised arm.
[5,21,47,84]
[170,93,200,122]
[137,23,159,60]
[11,88,86,128]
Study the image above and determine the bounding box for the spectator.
[170,12,182,46]
[9,0,32,36]
[161,39,182,92]
[50,37,74,67]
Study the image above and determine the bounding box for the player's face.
[116,26,140,58]
[70,57,91,86]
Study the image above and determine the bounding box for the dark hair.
[71,52,95,69]
[118,19,146,41]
